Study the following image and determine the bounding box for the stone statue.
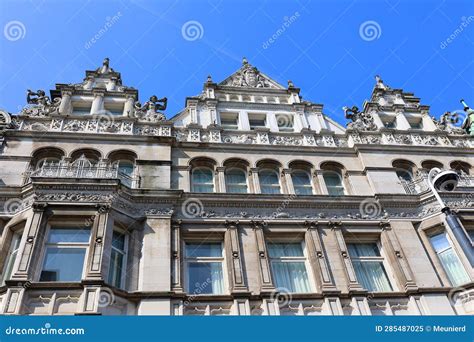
[97,57,113,74]
[343,105,377,131]
[461,99,474,135]
[134,95,167,122]
[22,89,60,117]
[433,111,466,135]
[374,75,390,90]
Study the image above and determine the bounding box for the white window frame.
[225,168,248,193]
[183,241,227,295]
[219,112,239,130]
[248,113,267,130]
[191,167,215,193]
[267,241,313,293]
[108,229,128,289]
[38,224,92,282]
[347,241,394,292]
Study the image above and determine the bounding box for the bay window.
[267,242,311,293]
[108,230,127,288]
[185,243,225,295]
[430,232,470,287]
[1,231,22,285]
[40,227,91,282]
[347,243,392,292]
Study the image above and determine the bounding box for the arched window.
[292,170,313,195]
[450,161,471,175]
[71,149,101,164]
[31,147,64,169]
[192,167,214,193]
[421,160,443,172]
[225,168,248,193]
[259,169,281,194]
[323,171,344,196]
[392,159,416,182]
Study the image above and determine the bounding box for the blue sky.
[0,0,473,124]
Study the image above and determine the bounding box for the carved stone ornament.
[343,106,377,131]
[222,58,275,88]
[432,112,466,135]
[21,89,61,117]
[134,95,167,122]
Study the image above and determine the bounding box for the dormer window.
[409,120,423,130]
[72,101,92,115]
[249,114,266,130]
[220,112,239,130]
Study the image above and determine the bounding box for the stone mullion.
[282,168,294,195]
[225,221,247,293]
[330,222,365,292]
[249,168,260,194]
[251,221,274,292]
[304,221,337,292]
[380,224,418,291]
[216,167,226,193]
[11,204,47,281]
[171,220,183,292]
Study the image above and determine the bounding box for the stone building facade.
[0,58,472,316]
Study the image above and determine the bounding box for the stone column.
[267,112,279,132]
[216,167,226,193]
[58,90,73,115]
[395,109,411,130]
[239,111,250,130]
[293,104,308,131]
[90,90,105,115]
[85,205,114,281]
[139,216,171,292]
[304,221,337,292]
[311,170,322,194]
[224,221,247,293]
[251,221,274,292]
[380,223,418,291]
[11,204,48,281]
[123,94,135,117]
[330,221,365,292]
[282,168,294,195]
[249,168,260,194]
[171,220,183,292]
[107,77,117,91]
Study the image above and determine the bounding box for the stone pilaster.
[251,220,274,292]
[171,220,183,292]
[216,166,226,193]
[58,89,73,115]
[224,220,247,293]
[90,90,105,115]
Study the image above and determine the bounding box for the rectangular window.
[267,242,311,293]
[108,230,127,288]
[430,232,470,286]
[248,114,266,130]
[72,102,92,115]
[185,243,225,295]
[220,113,239,130]
[409,120,423,129]
[347,243,392,292]
[383,120,396,129]
[104,104,125,116]
[1,232,22,285]
[276,114,294,132]
[40,227,91,282]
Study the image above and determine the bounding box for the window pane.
[352,260,392,292]
[438,249,470,286]
[117,162,133,176]
[259,170,281,194]
[193,169,213,183]
[186,243,222,258]
[324,172,341,187]
[193,184,214,193]
[48,228,91,243]
[40,247,86,281]
[292,171,312,195]
[112,231,125,251]
[187,262,224,294]
[430,233,451,252]
[396,170,412,182]
[268,243,304,257]
[348,243,381,257]
[272,262,310,293]
[2,234,21,284]
[108,249,124,288]
[226,169,247,193]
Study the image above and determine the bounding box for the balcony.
[25,155,139,188]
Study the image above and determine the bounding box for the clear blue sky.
[1,0,473,124]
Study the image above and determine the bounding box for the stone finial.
[97,57,111,74]
[206,75,213,83]
[288,80,295,88]
[242,57,248,65]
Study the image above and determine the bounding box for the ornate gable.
[218,58,285,90]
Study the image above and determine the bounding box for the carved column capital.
[328,220,342,230]
[250,220,267,230]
